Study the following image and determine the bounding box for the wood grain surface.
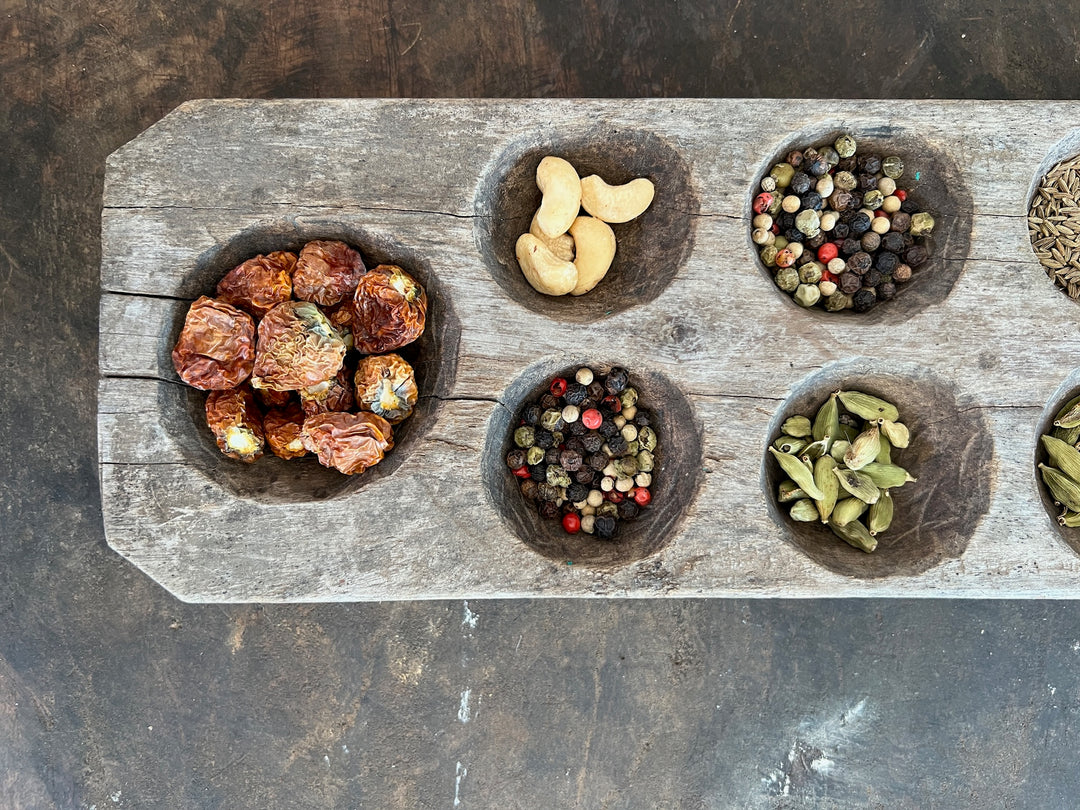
[100,98,1080,600]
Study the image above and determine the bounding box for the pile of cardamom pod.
[768,390,918,553]
[1039,394,1080,528]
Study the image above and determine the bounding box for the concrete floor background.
[3,2,1080,808]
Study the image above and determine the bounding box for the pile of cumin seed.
[1030,154,1080,298]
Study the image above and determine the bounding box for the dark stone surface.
[3,2,1080,807]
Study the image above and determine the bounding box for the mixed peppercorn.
[507,366,658,539]
[171,240,426,475]
[754,135,935,313]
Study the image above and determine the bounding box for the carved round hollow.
[161,218,460,504]
[474,127,698,324]
[1035,372,1080,554]
[483,359,703,566]
[1025,129,1080,302]
[749,124,973,325]
[762,360,992,578]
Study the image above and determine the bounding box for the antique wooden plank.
[99,99,1080,601]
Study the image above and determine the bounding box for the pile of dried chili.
[172,240,427,475]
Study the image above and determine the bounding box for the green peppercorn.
[626,439,639,455]
[760,244,779,266]
[540,408,564,431]
[526,445,545,466]
[909,212,935,236]
[774,266,800,292]
[619,387,638,409]
[597,501,619,519]
[834,134,857,158]
[819,146,839,169]
[795,209,821,237]
[793,283,820,308]
[770,162,795,188]
[834,170,857,192]
[882,156,904,179]
[824,291,853,311]
[636,450,655,472]
[863,190,884,210]
[613,456,639,477]
[546,465,571,488]
[798,261,823,284]
[638,426,657,452]
[514,426,536,448]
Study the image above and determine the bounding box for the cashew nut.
[530,211,575,262]
[535,156,581,238]
[568,216,616,296]
[579,175,655,223]
[516,233,578,296]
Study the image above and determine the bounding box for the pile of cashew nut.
[515,156,655,296]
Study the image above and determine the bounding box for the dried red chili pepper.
[301,411,394,475]
[263,402,308,460]
[351,264,427,354]
[172,296,256,390]
[250,301,347,391]
[353,353,418,424]
[215,251,296,319]
[292,240,366,307]
[205,386,265,462]
[300,365,355,417]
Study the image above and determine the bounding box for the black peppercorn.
[566,419,587,437]
[902,233,915,249]
[797,251,815,267]
[529,464,546,482]
[857,154,882,174]
[633,410,652,427]
[586,381,605,401]
[582,432,604,453]
[540,394,559,411]
[778,212,795,230]
[534,429,554,449]
[838,270,863,295]
[790,172,812,194]
[567,482,589,503]
[860,232,881,253]
[595,515,617,540]
[784,228,805,244]
[575,468,596,485]
[506,449,527,469]
[607,434,629,456]
[520,479,539,501]
[862,268,883,289]
[560,449,583,471]
[847,252,872,274]
[544,447,560,466]
[805,232,827,250]
[800,191,823,211]
[598,420,620,439]
[787,150,804,169]
[538,501,560,520]
[537,482,560,501]
[807,158,829,176]
[878,281,897,301]
[905,245,929,266]
[565,437,585,454]
[523,404,542,426]
[579,398,597,412]
[850,213,871,235]
[852,288,877,312]
[880,231,905,253]
[841,238,862,257]
[616,500,640,520]
[900,198,918,214]
[889,212,911,233]
[604,368,629,394]
[832,222,850,239]
[836,156,857,173]
[563,383,588,406]
[875,251,899,274]
[588,452,608,471]
[831,192,853,212]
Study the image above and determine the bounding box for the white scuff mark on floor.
[324,754,331,769]
[342,743,350,754]
[1072,641,1080,652]
[761,698,872,800]
[458,688,472,723]
[454,761,467,806]
[462,601,478,629]
[110,791,122,803]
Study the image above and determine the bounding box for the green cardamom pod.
[837,390,899,422]
[830,440,851,463]
[1040,434,1080,485]
[878,419,910,448]
[812,393,840,446]
[1053,394,1080,429]
[813,455,839,523]
[799,439,828,464]
[769,447,824,500]
[1059,510,1080,528]
[833,467,880,504]
[1052,423,1080,445]
[831,497,869,527]
[838,423,859,443]
[875,434,892,465]
[860,462,916,489]
[773,435,808,455]
[790,499,819,522]
[868,489,894,535]
[781,415,813,438]
[829,516,878,553]
[1039,463,1080,512]
[778,479,806,503]
[843,425,881,471]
